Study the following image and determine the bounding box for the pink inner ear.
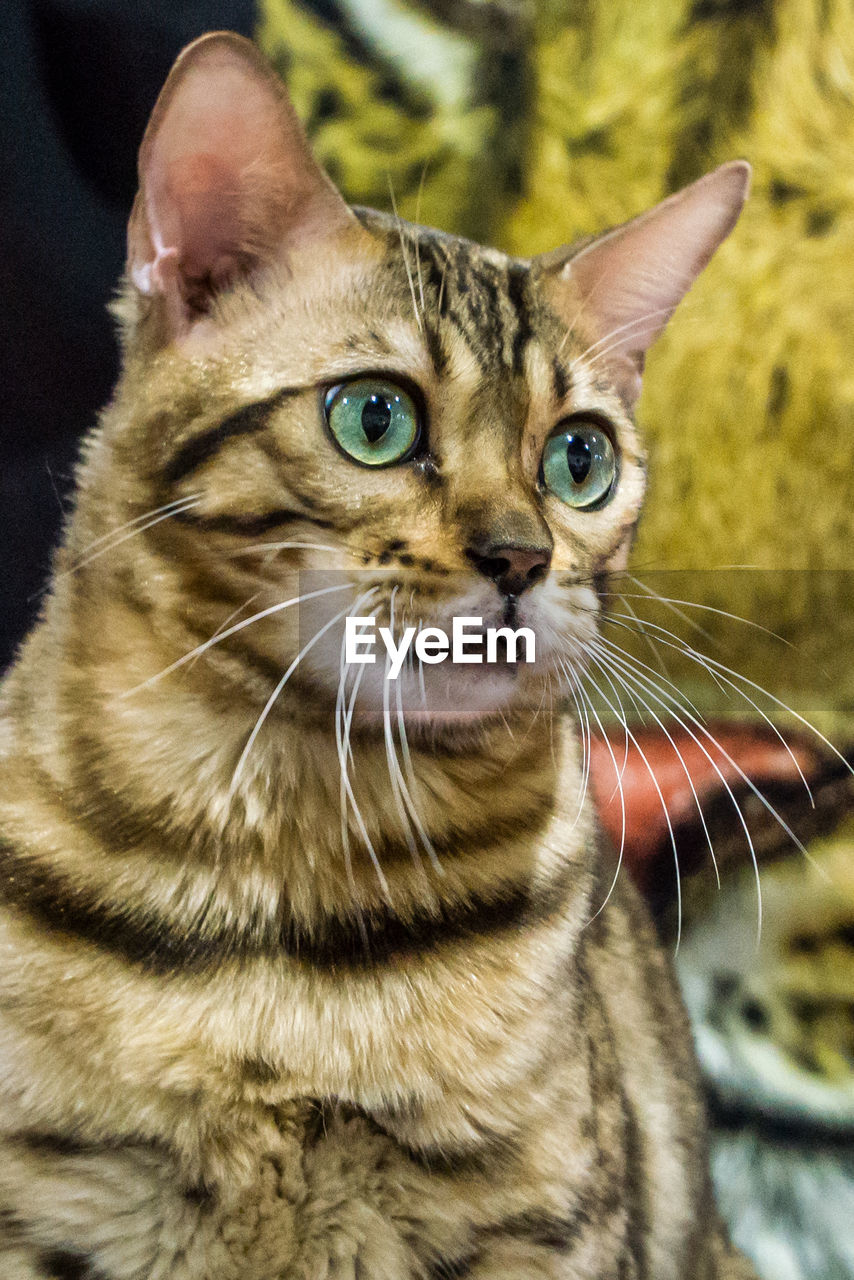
[158,151,246,290]
[561,162,750,401]
[144,61,293,281]
[128,34,352,330]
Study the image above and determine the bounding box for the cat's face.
[102,33,747,741]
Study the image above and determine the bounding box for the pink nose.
[467,544,552,597]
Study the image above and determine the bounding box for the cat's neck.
[7,585,581,923]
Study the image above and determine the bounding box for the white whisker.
[223,541,352,559]
[625,576,793,646]
[597,614,709,718]
[603,612,826,800]
[546,674,558,769]
[591,632,836,940]
[414,165,428,316]
[383,588,422,871]
[573,653,686,948]
[597,629,821,838]
[335,592,386,907]
[416,617,427,707]
[384,590,440,874]
[588,642,722,894]
[73,495,202,557]
[572,670,627,921]
[121,582,351,697]
[571,307,676,371]
[395,658,442,875]
[575,653,631,786]
[230,605,351,793]
[388,175,423,333]
[188,589,265,671]
[616,594,672,676]
[333,639,364,944]
[59,496,201,577]
[437,256,448,320]
[558,660,593,832]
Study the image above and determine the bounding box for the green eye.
[325,378,421,467]
[542,421,617,509]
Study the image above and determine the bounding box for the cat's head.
[98,32,748,742]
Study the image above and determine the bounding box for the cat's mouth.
[307,610,578,732]
[280,576,599,732]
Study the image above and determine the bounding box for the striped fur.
[0,34,756,1280]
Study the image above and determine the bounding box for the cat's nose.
[466,543,552,597]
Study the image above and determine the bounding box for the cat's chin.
[342,662,543,741]
[350,700,525,754]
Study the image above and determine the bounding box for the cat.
[0,30,759,1280]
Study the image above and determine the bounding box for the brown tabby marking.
[0,31,756,1280]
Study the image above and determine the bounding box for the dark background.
[0,0,256,671]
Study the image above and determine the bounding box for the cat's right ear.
[127,32,355,341]
[536,162,750,407]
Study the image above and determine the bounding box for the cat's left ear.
[537,162,750,406]
[127,31,356,340]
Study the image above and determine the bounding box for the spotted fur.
[0,33,756,1280]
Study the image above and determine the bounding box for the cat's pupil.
[362,395,392,443]
[566,435,592,483]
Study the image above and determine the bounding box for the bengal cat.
[0,31,758,1280]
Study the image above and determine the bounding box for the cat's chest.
[51,1092,630,1280]
[31,1107,432,1280]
